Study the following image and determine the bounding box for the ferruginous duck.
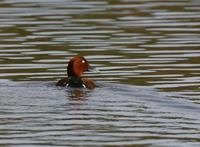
[56,56,95,89]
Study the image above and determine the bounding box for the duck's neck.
[68,76,85,88]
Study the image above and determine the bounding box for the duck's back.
[56,78,68,87]
[82,78,96,89]
[56,77,95,89]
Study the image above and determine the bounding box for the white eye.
[82,60,85,63]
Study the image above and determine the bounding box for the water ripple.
[0,0,200,146]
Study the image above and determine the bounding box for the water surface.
[0,0,200,146]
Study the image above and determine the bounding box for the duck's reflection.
[67,88,89,100]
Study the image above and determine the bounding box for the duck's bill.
[87,66,99,73]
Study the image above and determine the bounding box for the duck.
[56,56,95,89]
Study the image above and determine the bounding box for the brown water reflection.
[0,0,200,146]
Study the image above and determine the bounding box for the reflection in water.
[0,0,200,146]
[68,88,88,100]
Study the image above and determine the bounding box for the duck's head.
[67,56,89,77]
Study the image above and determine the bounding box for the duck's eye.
[81,60,85,64]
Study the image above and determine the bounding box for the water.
[1,81,200,147]
[0,0,200,146]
